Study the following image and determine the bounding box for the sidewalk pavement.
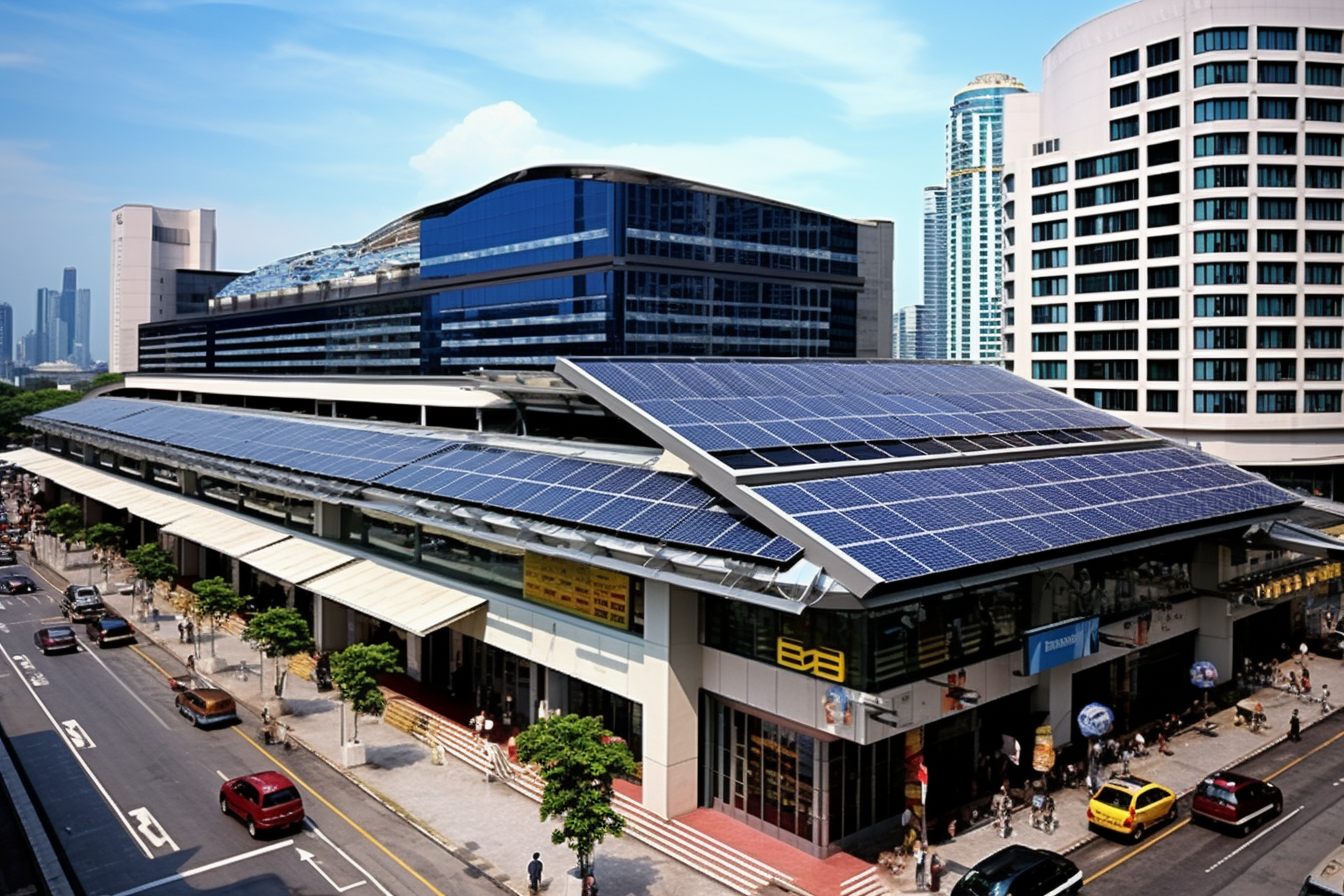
[27,535,1342,896]
[921,662,1339,892]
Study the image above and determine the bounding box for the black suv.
[61,585,105,622]
[951,845,1082,896]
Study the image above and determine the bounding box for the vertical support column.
[406,633,423,681]
[639,580,701,819]
[313,593,325,652]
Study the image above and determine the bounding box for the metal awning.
[302,560,487,637]
[239,538,355,585]
[4,447,195,525]
[163,508,290,557]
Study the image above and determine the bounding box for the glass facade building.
[946,75,1027,362]
[140,167,891,374]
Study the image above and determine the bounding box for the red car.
[1192,770,1282,834]
[219,771,305,838]
[33,626,78,655]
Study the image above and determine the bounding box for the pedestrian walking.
[914,841,927,890]
[582,873,599,896]
[1290,708,1301,742]
[471,709,487,743]
[178,620,186,642]
[527,852,543,893]
[928,849,943,892]
[185,619,194,642]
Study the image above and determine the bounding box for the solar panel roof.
[563,358,1139,469]
[750,445,1295,585]
[36,398,800,564]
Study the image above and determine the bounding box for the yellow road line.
[231,727,448,896]
[1086,723,1344,885]
[1084,816,1188,884]
[130,644,179,680]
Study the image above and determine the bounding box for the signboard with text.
[522,553,632,630]
[1022,616,1100,676]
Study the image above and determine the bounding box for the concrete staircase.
[381,697,795,895]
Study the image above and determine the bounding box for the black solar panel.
[567,358,1136,469]
[751,445,1294,585]
[34,399,802,564]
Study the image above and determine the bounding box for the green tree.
[125,542,178,587]
[80,373,125,393]
[241,607,315,698]
[191,576,247,658]
[515,713,635,877]
[45,503,82,555]
[0,389,82,440]
[328,643,402,742]
[82,523,125,586]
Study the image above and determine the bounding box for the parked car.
[175,688,239,728]
[219,771,305,838]
[1087,774,1177,842]
[33,626,78,655]
[1192,770,1283,834]
[0,575,38,594]
[0,546,16,565]
[61,585,104,621]
[86,615,135,648]
[950,845,1082,896]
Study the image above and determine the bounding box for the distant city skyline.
[0,0,1125,359]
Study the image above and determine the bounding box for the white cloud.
[409,101,852,209]
[0,51,40,68]
[623,0,947,119]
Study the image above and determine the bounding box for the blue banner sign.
[1023,616,1100,676]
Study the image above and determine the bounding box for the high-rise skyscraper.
[109,205,217,373]
[921,185,948,358]
[945,73,1027,362]
[1001,0,1343,497]
[59,266,77,359]
[75,288,91,367]
[0,302,13,369]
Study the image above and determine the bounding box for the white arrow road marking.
[307,820,394,896]
[127,807,179,852]
[107,839,294,896]
[1205,806,1303,873]
[0,642,153,858]
[11,654,48,686]
[61,719,95,749]
[297,848,367,892]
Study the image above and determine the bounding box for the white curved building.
[1002,0,1344,499]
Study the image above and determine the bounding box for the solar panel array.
[37,399,800,563]
[751,446,1294,584]
[569,359,1132,467]
[377,446,799,562]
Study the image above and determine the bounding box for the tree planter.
[341,741,366,768]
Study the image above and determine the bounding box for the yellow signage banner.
[777,637,846,682]
[523,553,631,630]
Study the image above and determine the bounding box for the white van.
[1300,844,1344,896]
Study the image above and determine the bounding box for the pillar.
[639,581,701,819]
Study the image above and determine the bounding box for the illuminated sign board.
[1022,616,1100,676]
[777,637,846,682]
[522,553,632,630]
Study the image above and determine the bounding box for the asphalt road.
[1074,708,1344,895]
[0,561,505,896]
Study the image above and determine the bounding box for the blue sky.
[0,0,1123,362]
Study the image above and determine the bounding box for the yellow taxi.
[1086,774,1177,842]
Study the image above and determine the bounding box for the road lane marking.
[1088,724,1344,886]
[298,847,368,892]
[12,653,49,686]
[232,727,446,896]
[216,769,229,781]
[106,838,295,896]
[1204,806,1303,873]
[0,640,153,858]
[61,719,95,749]
[308,818,391,896]
[128,806,180,852]
[79,640,172,730]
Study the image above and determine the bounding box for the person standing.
[913,841,926,890]
[178,620,186,642]
[185,618,195,643]
[582,873,598,896]
[928,849,943,892]
[527,853,543,893]
[1290,708,1301,742]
